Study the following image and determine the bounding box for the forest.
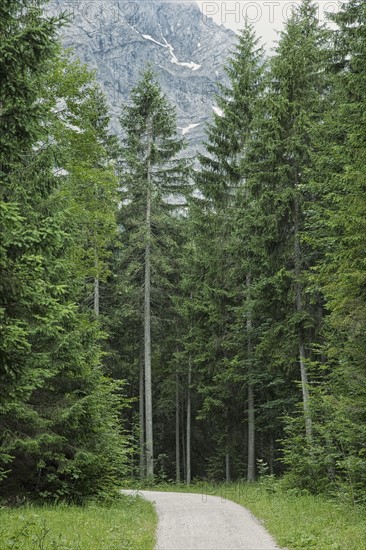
[1,0,366,516]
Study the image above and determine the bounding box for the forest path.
[123,489,281,550]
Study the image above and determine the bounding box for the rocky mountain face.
[47,0,236,155]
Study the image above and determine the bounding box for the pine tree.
[184,24,266,481]
[0,0,128,498]
[300,0,366,502]
[244,0,329,447]
[115,68,190,478]
[0,0,65,483]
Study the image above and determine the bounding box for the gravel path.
[124,490,280,550]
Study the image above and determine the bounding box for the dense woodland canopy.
[1,0,366,506]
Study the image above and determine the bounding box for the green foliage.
[0,1,128,502]
[280,0,366,503]
[104,67,191,477]
[2,0,366,512]
[43,52,120,308]
[178,24,268,479]
[0,0,63,174]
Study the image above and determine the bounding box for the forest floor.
[126,480,366,550]
[0,494,156,549]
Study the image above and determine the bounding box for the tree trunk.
[181,397,186,482]
[225,413,231,482]
[145,120,154,478]
[139,356,145,480]
[247,273,256,482]
[247,383,255,481]
[269,436,274,475]
[186,354,192,484]
[176,369,180,483]
[225,451,230,482]
[94,256,99,316]
[294,194,312,443]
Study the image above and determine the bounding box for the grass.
[0,495,157,550]
[228,481,366,550]
[129,479,366,550]
[6,480,364,549]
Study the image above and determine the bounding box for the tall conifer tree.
[299,0,366,501]
[245,0,328,443]
[187,24,266,480]
[117,68,190,478]
[0,2,127,498]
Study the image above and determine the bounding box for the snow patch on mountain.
[50,0,236,157]
[142,33,165,47]
[181,122,202,135]
[64,122,83,133]
[140,27,201,71]
[213,105,224,117]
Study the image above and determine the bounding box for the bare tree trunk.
[139,356,145,480]
[176,369,180,483]
[145,120,154,478]
[269,436,274,475]
[299,337,312,442]
[225,451,230,482]
[247,273,256,482]
[225,412,230,482]
[294,195,312,443]
[186,354,192,485]
[94,256,99,316]
[247,384,255,481]
[94,278,99,316]
[181,398,186,482]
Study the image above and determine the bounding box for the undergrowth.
[0,495,156,550]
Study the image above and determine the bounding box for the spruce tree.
[301,0,366,501]
[0,0,64,483]
[185,24,266,480]
[0,0,128,497]
[0,0,62,382]
[116,68,190,478]
[47,54,120,315]
[244,0,328,445]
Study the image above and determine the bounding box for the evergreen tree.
[0,0,62,386]
[244,0,328,448]
[295,0,366,502]
[113,68,190,478]
[0,0,65,484]
[184,24,266,481]
[0,0,128,499]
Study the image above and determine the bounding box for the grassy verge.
[228,481,366,550]
[0,495,157,550]
[127,480,366,550]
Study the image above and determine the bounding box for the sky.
[195,1,344,50]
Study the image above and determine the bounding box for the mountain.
[46,0,236,156]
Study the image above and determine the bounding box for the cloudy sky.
[196,1,343,50]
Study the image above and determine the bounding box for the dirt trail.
[125,489,281,550]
